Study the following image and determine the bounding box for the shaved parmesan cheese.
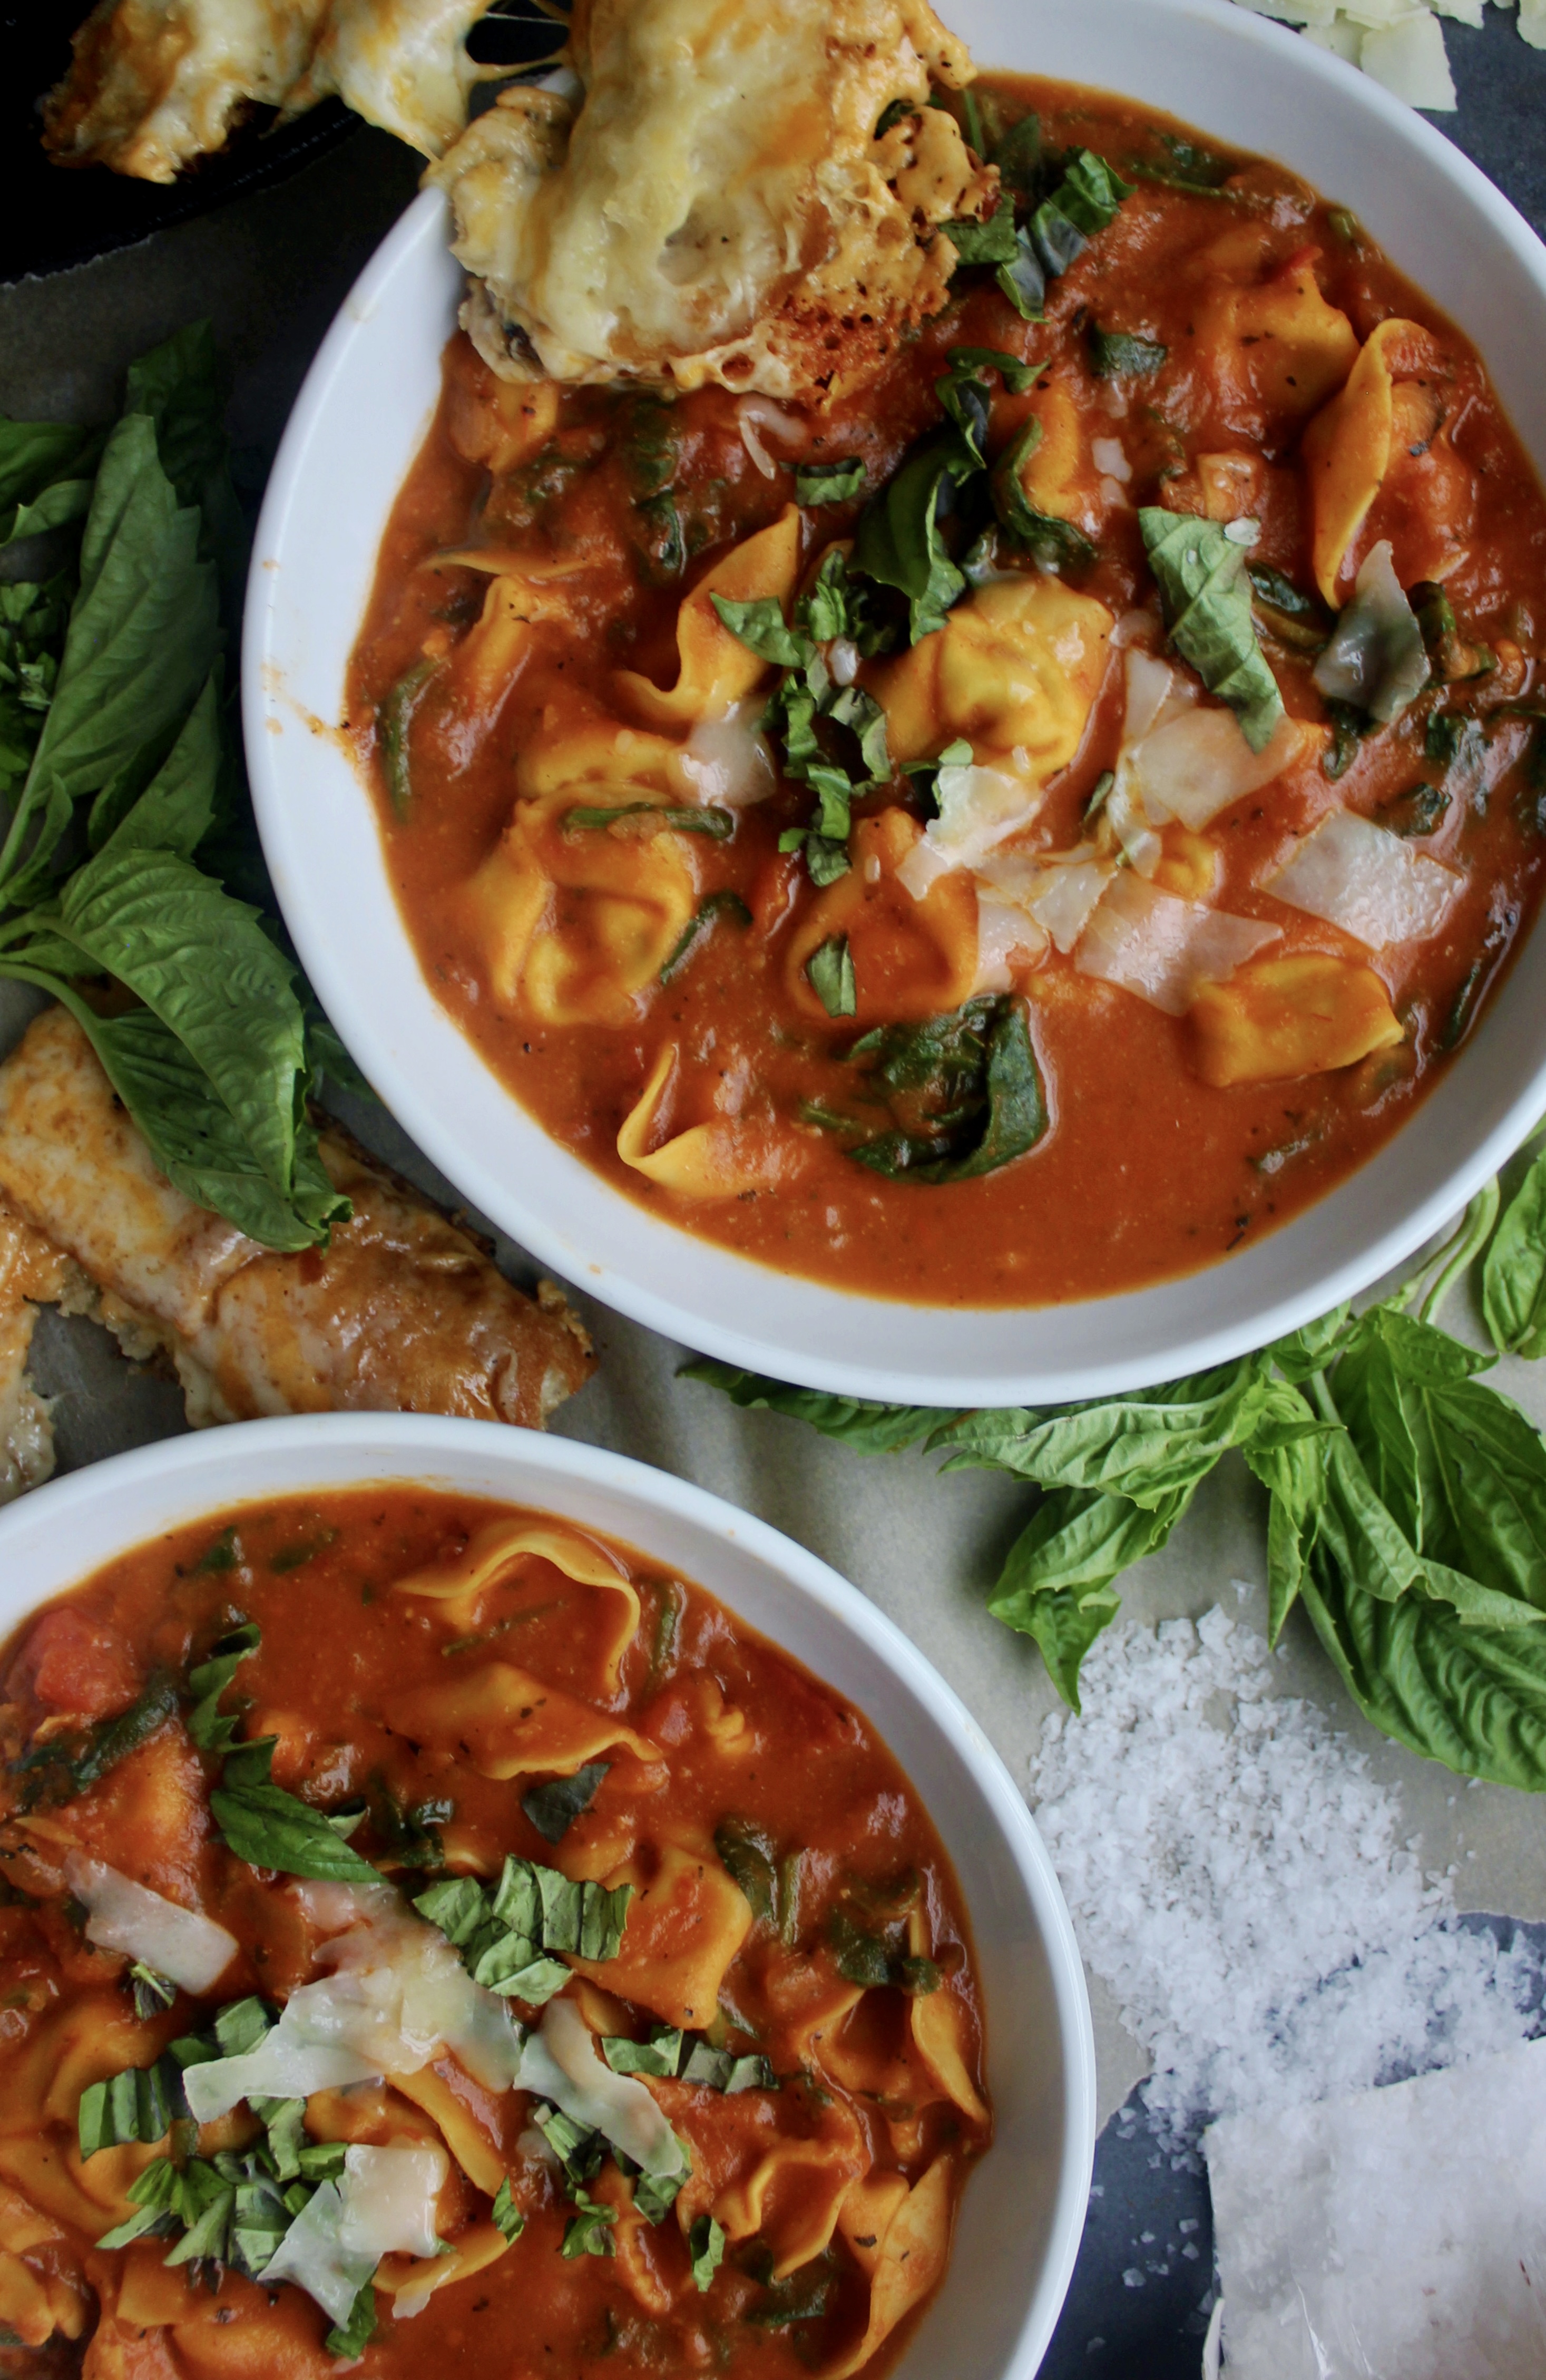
[736,397,804,480]
[263,2145,447,2327]
[261,2181,377,2327]
[63,1854,237,1994]
[677,699,778,806]
[1313,542,1428,726]
[1122,649,1182,747]
[1106,781,1163,875]
[1264,806,1462,947]
[897,763,1043,899]
[978,850,1116,955]
[519,1995,687,2180]
[430,0,994,398]
[183,1880,521,2123]
[1129,707,1305,830]
[1361,9,1459,103]
[1075,873,1281,1015]
[974,895,1050,991]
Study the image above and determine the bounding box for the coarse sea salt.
[1028,1608,1545,2151]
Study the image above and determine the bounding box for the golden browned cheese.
[42,0,500,179]
[0,1007,592,1440]
[429,0,996,400]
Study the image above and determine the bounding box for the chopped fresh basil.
[602,2024,775,2093]
[991,417,1097,571]
[1089,327,1167,379]
[189,1526,240,1576]
[535,2104,605,2187]
[1411,580,1494,683]
[377,657,436,818]
[854,442,972,643]
[709,593,806,667]
[1248,563,1328,654]
[847,996,1049,1185]
[1029,149,1134,276]
[689,2213,726,2292]
[936,368,993,468]
[491,2176,525,2243]
[989,110,1043,201]
[873,96,916,139]
[631,2162,687,2225]
[561,2191,617,2259]
[366,1781,453,1870]
[11,1671,179,1811]
[1377,781,1450,838]
[1140,508,1285,752]
[268,1529,338,1575]
[796,459,867,506]
[562,801,734,837]
[210,1736,378,1884]
[325,2283,379,2361]
[129,1963,179,2021]
[659,891,752,987]
[945,345,1036,394]
[1127,131,1234,194]
[521,1760,609,1845]
[415,1851,631,1991]
[1322,697,1369,782]
[746,2270,834,2327]
[714,1818,780,1925]
[806,935,856,1020]
[942,197,1020,266]
[828,1910,940,1995]
[185,1618,260,1752]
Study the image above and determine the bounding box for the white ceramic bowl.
[246,0,1546,1406]
[0,1415,1092,2379]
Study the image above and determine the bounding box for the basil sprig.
[687,1187,1546,1786]
[1140,509,1285,753]
[0,325,353,1251]
[414,1854,631,1999]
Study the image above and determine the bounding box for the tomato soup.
[347,76,1546,1307]
[0,1491,987,2378]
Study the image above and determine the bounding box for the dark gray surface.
[1,31,1543,2380]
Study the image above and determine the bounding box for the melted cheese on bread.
[429,0,998,400]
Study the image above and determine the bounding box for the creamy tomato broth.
[348,77,1546,1306]
[0,1491,987,2378]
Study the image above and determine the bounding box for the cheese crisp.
[428,0,997,399]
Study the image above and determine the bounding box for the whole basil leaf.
[1240,1379,1333,1643]
[124,320,248,620]
[0,415,219,901]
[1140,508,1284,752]
[937,1359,1267,1507]
[1484,1147,1546,1358]
[1299,1552,1546,1790]
[0,420,105,525]
[91,670,222,860]
[987,1484,1193,1710]
[678,1360,942,1454]
[3,478,94,550]
[212,1739,378,1882]
[942,198,1020,266]
[51,846,322,1223]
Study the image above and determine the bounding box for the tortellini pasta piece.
[873,574,1112,772]
[785,810,979,1025]
[383,1662,661,1779]
[715,2124,869,2278]
[824,2155,955,2379]
[390,1517,640,1686]
[617,1046,797,1199]
[1303,317,1437,603]
[572,1840,752,2030]
[613,505,803,729]
[467,792,700,1026]
[1191,245,1358,427]
[1189,950,1404,1087]
[1014,382,1098,531]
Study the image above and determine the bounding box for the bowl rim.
[244,0,1546,1408]
[0,1411,1098,2380]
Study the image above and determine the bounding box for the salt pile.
[1029,1607,1545,2148]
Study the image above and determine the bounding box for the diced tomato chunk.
[6,1607,142,1720]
